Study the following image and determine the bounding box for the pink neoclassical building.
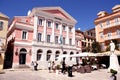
[4,7,82,69]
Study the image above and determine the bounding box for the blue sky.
[0,0,120,31]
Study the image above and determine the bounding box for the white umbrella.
[57,54,70,61]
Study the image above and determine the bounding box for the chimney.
[97,11,108,18]
[112,4,120,12]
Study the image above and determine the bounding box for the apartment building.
[82,28,96,52]
[0,12,9,69]
[75,29,84,52]
[94,4,120,51]
[5,7,79,69]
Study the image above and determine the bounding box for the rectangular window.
[100,23,103,28]
[37,33,42,42]
[69,38,72,45]
[88,43,90,47]
[108,32,111,37]
[62,25,66,31]
[0,21,3,30]
[115,17,119,23]
[106,20,110,26]
[100,32,103,39]
[63,37,65,45]
[55,36,58,44]
[47,21,51,27]
[47,35,51,43]
[38,19,43,26]
[116,30,120,35]
[55,23,59,29]
[76,40,79,46]
[101,43,105,51]
[69,27,72,32]
[22,31,27,40]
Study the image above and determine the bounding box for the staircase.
[14,65,30,69]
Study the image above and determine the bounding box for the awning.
[96,50,120,56]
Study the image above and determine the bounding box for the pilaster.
[51,21,55,43]
[43,19,47,42]
[66,25,69,45]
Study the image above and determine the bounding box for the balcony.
[33,41,76,49]
[105,35,120,40]
[103,22,120,29]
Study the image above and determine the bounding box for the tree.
[92,41,101,53]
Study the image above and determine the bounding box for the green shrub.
[110,69,117,74]
[56,64,60,70]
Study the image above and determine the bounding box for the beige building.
[75,30,84,52]
[75,28,95,52]
[82,28,96,52]
[0,12,9,69]
[94,5,120,51]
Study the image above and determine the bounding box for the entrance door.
[19,48,27,64]
[19,53,26,64]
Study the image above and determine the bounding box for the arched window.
[70,52,74,61]
[55,51,60,61]
[37,49,42,61]
[20,48,27,53]
[46,50,52,61]
[19,48,27,64]
[63,51,67,60]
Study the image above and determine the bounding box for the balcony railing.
[103,22,120,29]
[105,35,120,40]
[33,41,76,49]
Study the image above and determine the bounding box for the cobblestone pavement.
[0,69,120,80]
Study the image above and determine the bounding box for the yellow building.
[0,12,9,70]
[94,5,120,51]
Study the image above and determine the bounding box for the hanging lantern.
[15,48,18,56]
[29,49,32,56]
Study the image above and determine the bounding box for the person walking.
[48,61,51,73]
[31,61,34,70]
[52,61,56,73]
[34,61,38,71]
[62,59,66,74]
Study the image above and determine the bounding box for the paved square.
[0,69,120,80]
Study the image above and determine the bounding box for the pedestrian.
[62,59,66,74]
[48,61,51,73]
[79,57,83,66]
[52,61,56,73]
[31,61,34,70]
[34,61,38,71]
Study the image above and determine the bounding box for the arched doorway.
[46,50,52,61]
[63,51,67,60]
[76,52,79,64]
[37,49,42,61]
[70,52,74,61]
[19,48,27,64]
[55,51,60,61]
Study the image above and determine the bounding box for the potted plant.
[56,64,60,75]
[110,69,117,80]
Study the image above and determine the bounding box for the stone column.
[50,50,55,61]
[51,21,55,43]
[72,26,75,46]
[33,16,38,42]
[31,16,38,62]
[59,24,62,35]
[43,19,47,42]
[31,47,36,61]
[41,49,47,61]
[66,25,69,45]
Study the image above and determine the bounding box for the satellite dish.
[27,10,31,16]
[78,28,81,30]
